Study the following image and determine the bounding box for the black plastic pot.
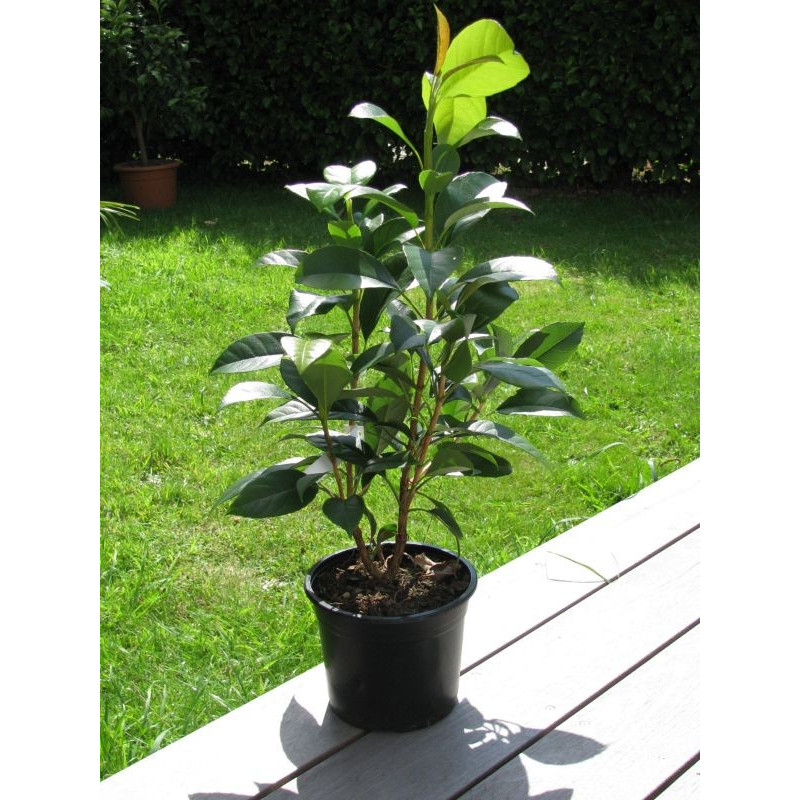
[304,543,478,731]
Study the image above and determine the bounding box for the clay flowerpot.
[113,159,180,209]
[304,543,478,731]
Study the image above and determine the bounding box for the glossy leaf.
[286,290,353,331]
[326,220,362,247]
[496,387,584,417]
[437,19,530,99]
[286,182,349,213]
[433,4,451,74]
[456,116,521,147]
[460,419,547,461]
[418,497,464,540]
[297,245,400,290]
[351,342,396,375]
[214,459,313,507]
[257,249,306,267]
[458,256,558,287]
[344,186,420,228]
[323,495,365,535]
[443,340,472,382]
[514,322,585,369]
[419,169,454,196]
[348,102,421,165]
[323,160,376,186]
[432,144,461,174]
[218,381,291,410]
[298,349,353,415]
[457,281,518,328]
[475,359,566,391]
[229,468,318,518]
[210,332,287,374]
[402,244,464,299]
[428,441,512,478]
[442,197,532,236]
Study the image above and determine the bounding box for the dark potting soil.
[313,550,471,616]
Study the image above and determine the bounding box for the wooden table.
[100,459,700,800]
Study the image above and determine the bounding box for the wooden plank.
[462,459,699,666]
[98,664,363,800]
[460,626,700,799]
[100,460,699,799]
[271,531,699,800]
[658,761,701,798]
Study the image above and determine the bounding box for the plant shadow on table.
[189,696,603,800]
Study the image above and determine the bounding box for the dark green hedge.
[100,0,698,186]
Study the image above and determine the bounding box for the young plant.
[100,0,206,163]
[212,7,584,586]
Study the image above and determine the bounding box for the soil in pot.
[313,549,472,616]
[305,543,478,731]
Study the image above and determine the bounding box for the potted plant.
[100,0,205,208]
[211,7,585,731]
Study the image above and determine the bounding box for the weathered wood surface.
[460,626,700,799]
[658,761,701,798]
[99,459,700,800]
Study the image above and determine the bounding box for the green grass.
[100,179,699,778]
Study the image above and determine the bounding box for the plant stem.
[134,114,149,163]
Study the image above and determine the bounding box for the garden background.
[100,0,699,780]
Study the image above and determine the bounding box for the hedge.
[100,0,699,186]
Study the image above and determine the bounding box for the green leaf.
[210,332,287,374]
[229,468,318,518]
[348,102,422,165]
[437,19,530,99]
[457,281,518,328]
[419,169,454,195]
[323,160,377,186]
[323,495,365,535]
[264,399,318,423]
[257,249,306,267]
[514,322,585,369]
[344,186,420,228]
[390,314,427,353]
[458,256,558,287]
[475,359,566,391]
[291,431,375,465]
[434,96,488,145]
[218,381,291,410]
[286,182,349,213]
[456,116,521,147]
[214,458,317,507]
[434,172,501,240]
[371,217,417,257]
[326,220,362,246]
[460,419,547,462]
[417,496,464,540]
[428,441,512,478]
[402,244,464,299]
[351,342,396,375]
[285,340,352,415]
[297,246,400,290]
[443,340,472,382]
[442,197,532,237]
[286,290,353,332]
[432,144,461,174]
[496,387,584,418]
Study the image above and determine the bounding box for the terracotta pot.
[304,543,478,731]
[113,160,180,209]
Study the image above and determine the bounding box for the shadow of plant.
[189,694,604,800]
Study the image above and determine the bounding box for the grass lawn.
[100,178,699,778]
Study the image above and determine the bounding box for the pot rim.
[304,542,478,625]
[113,159,182,172]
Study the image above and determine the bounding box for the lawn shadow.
[101,179,699,290]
